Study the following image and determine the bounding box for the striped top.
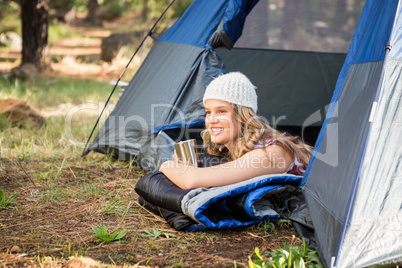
[254,139,305,176]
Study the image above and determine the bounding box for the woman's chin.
[211,138,227,146]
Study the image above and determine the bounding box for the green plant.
[257,221,276,236]
[14,139,34,159]
[0,190,17,210]
[248,238,323,268]
[137,226,177,239]
[92,225,127,243]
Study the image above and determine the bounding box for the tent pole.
[81,0,177,157]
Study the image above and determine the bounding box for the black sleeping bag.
[135,152,307,232]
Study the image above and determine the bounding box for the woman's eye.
[205,111,211,115]
[219,110,226,114]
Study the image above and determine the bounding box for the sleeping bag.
[135,152,304,231]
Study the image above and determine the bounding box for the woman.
[160,72,312,190]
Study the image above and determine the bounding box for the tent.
[301,0,402,267]
[83,0,362,171]
[83,0,402,267]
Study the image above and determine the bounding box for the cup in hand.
[174,139,200,167]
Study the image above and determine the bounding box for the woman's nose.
[209,113,218,123]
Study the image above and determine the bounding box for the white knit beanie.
[203,72,258,113]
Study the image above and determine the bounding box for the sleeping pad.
[135,152,303,231]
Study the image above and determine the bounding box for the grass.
[0,75,118,108]
[0,2,20,35]
[0,190,17,210]
[48,24,82,46]
[249,238,323,268]
[0,77,313,267]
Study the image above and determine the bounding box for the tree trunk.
[141,0,149,23]
[86,0,99,22]
[20,0,50,70]
[332,0,348,31]
[281,0,301,48]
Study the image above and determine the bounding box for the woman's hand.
[159,160,196,189]
[160,145,292,190]
[172,149,193,166]
[172,150,181,163]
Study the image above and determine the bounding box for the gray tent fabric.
[217,48,346,127]
[301,0,402,266]
[335,56,402,268]
[88,42,225,170]
[303,61,385,266]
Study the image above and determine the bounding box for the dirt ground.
[0,155,301,267]
[0,16,303,268]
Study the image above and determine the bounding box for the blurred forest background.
[0,0,192,79]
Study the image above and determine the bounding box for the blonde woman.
[160,72,312,190]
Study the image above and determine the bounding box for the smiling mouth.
[210,127,224,135]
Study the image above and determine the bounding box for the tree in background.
[86,0,99,22]
[20,0,50,70]
[1,0,192,73]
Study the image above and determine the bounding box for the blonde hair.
[201,104,312,167]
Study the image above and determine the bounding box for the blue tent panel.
[303,0,400,186]
[158,0,228,47]
[221,0,259,44]
[159,0,259,48]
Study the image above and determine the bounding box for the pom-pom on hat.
[203,72,258,113]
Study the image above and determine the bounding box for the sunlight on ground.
[41,102,115,126]
[50,61,109,79]
[0,62,17,71]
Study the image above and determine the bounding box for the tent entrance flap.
[217,47,346,145]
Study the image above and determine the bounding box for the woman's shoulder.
[253,138,276,149]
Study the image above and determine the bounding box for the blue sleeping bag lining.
[136,169,302,231]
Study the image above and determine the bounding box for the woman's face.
[204,99,239,148]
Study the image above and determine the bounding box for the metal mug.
[174,139,200,167]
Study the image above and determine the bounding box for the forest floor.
[0,14,303,268]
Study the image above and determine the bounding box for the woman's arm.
[159,145,293,190]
